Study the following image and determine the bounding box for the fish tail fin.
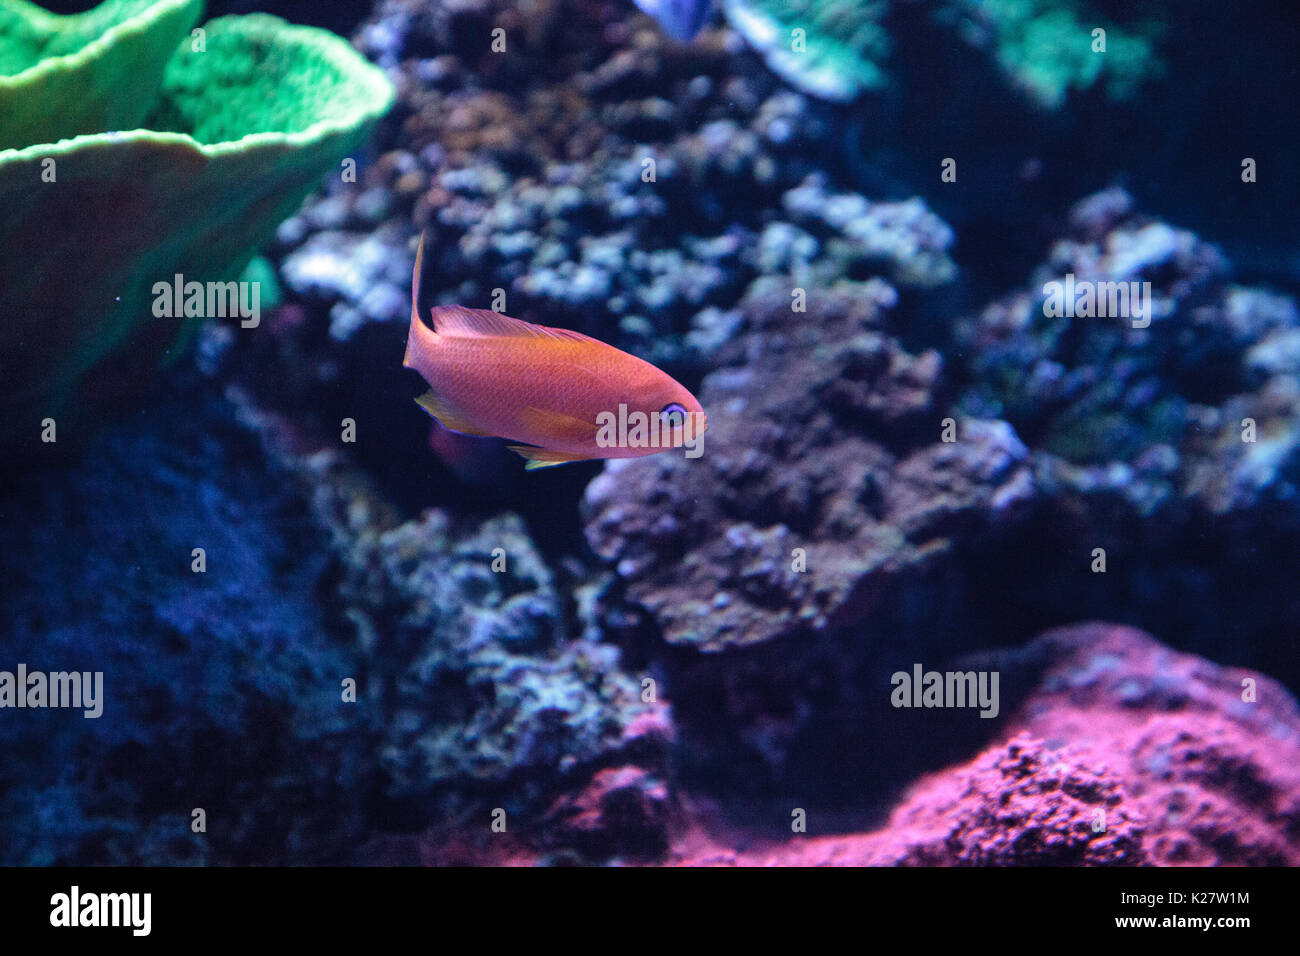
[404,231,437,369]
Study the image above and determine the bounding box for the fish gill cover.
[0,0,1297,885]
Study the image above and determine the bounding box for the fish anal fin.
[507,445,594,470]
[415,390,492,436]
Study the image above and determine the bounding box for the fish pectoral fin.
[414,391,493,437]
[507,445,594,470]
[517,405,599,444]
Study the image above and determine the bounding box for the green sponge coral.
[0,12,394,434]
[0,0,202,151]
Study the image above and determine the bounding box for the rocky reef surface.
[668,625,1300,866]
[279,419,672,831]
[0,372,364,865]
[267,0,956,376]
[2,0,1298,867]
[0,365,670,864]
[579,189,1300,806]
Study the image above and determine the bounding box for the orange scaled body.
[402,235,706,469]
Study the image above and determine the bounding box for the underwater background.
[1,0,1298,865]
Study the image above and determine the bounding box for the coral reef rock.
[583,285,1034,652]
[668,624,1300,865]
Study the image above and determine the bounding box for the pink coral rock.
[669,624,1300,866]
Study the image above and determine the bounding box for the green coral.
[951,0,1162,108]
[0,12,394,433]
[723,0,889,101]
[0,0,202,151]
[150,13,392,145]
[722,0,1161,106]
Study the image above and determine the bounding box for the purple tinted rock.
[668,624,1300,866]
[583,288,1034,651]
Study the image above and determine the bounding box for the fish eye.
[660,403,688,427]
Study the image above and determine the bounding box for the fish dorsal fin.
[412,232,432,328]
[428,305,600,345]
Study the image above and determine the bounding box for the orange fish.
[403,234,707,469]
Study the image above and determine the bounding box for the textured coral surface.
[2,0,1297,868]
